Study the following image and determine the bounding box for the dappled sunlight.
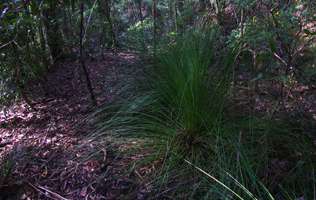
[1,0,316,199]
[0,52,146,199]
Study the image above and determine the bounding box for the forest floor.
[0,51,150,200]
[0,51,316,200]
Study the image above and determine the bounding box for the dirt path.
[0,52,146,200]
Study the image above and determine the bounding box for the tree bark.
[103,0,118,48]
[39,10,54,68]
[80,3,97,106]
[42,1,64,61]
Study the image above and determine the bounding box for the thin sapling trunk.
[80,3,97,106]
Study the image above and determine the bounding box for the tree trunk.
[138,0,146,51]
[42,1,64,61]
[152,0,158,56]
[168,0,172,31]
[103,0,118,48]
[80,3,97,106]
[174,0,178,33]
[39,10,54,68]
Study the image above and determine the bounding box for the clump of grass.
[194,115,316,200]
[91,28,235,162]
[90,28,316,199]
[186,138,316,200]
[88,28,238,197]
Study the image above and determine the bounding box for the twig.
[37,185,70,200]
[134,169,144,181]
[0,41,13,49]
[28,182,70,200]
[272,52,288,67]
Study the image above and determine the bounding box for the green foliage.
[91,24,316,198]
[128,18,154,32]
[229,1,316,82]
[0,154,14,186]
[1,0,316,199]
[90,28,237,194]
[125,18,153,51]
[1,1,47,104]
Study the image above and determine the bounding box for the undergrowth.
[90,28,316,199]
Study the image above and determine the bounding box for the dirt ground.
[0,51,315,200]
[0,51,150,200]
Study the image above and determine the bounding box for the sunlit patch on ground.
[0,51,151,200]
